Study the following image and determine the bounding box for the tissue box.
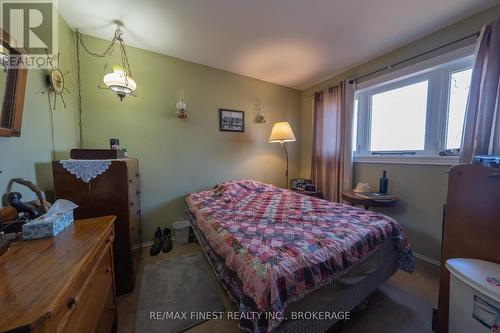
[22,211,74,240]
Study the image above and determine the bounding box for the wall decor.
[176,95,187,119]
[254,103,266,123]
[0,28,27,137]
[41,54,71,110]
[219,109,245,132]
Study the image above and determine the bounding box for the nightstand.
[341,190,398,210]
[291,188,324,199]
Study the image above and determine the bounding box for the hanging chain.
[76,30,117,58]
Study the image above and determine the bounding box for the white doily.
[59,160,113,183]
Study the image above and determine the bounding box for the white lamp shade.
[103,66,137,95]
[269,122,296,143]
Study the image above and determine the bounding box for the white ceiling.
[59,0,499,90]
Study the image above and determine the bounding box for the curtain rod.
[309,30,480,97]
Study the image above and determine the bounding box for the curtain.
[460,19,500,163]
[311,81,355,202]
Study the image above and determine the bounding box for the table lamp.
[269,122,296,188]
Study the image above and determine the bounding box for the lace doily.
[59,160,113,183]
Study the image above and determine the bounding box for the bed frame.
[187,212,398,333]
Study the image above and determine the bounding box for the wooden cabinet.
[0,216,117,333]
[52,159,142,295]
[434,164,500,332]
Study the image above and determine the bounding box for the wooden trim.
[0,27,28,137]
[10,67,27,137]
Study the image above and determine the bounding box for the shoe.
[162,228,173,253]
[149,227,163,256]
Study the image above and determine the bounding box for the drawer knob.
[105,267,112,274]
[130,202,134,206]
[106,235,115,244]
[67,297,78,309]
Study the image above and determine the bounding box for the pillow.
[213,180,272,200]
[234,179,271,192]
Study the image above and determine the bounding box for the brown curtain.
[460,19,500,163]
[311,81,354,202]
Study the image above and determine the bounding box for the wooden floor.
[116,243,440,333]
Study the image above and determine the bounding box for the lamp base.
[281,142,289,189]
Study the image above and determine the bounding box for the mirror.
[0,29,27,137]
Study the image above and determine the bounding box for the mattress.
[186,180,414,332]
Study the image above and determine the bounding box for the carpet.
[340,280,432,333]
[134,252,225,333]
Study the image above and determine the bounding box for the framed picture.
[219,109,245,132]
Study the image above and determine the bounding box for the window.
[354,52,473,164]
[446,68,472,149]
[352,99,358,151]
[370,81,428,151]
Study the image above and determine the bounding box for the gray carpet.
[134,253,224,333]
[341,270,436,332]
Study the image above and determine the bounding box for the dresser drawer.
[55,234,114,333]
[95,287,115,333]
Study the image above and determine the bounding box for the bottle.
[110,138,120,150]
[379,170,388,194]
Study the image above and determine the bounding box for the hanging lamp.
[100,22,136,101]
[78,20,137,101]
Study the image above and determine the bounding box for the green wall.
[0,15,78,202]
[300,5,500,260]
[77,35,302,239]
[353,163,449,261]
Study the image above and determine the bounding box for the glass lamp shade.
[269,122,296,143]
[103,66,137,100]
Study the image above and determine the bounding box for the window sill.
[353,155,459,166]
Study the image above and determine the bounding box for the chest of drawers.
[53,159,142,295]
[0,216,117,333]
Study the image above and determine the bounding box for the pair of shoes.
[162,228,172,253]
[149,227,173,256]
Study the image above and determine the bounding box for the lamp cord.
[74,25,135,146]
[75,32,84,148]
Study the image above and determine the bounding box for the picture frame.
[219,109,245,132]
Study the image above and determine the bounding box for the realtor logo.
[0,0,58,68]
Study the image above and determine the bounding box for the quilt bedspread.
[186,180,414,332]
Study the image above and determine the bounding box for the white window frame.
[353,46,474,165]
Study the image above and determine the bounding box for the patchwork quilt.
[186,180,414,332]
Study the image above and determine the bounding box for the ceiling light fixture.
[77,20,137,101]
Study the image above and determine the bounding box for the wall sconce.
[176,95,187,119]
[255,103,266,123]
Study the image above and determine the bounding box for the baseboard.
[413,252,441,267]
[140,240,153,248]
[135,236,176,250]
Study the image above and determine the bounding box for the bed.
[186,180,414,333]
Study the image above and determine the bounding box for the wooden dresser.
[0,216,117,333]
[52,159,142,295]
